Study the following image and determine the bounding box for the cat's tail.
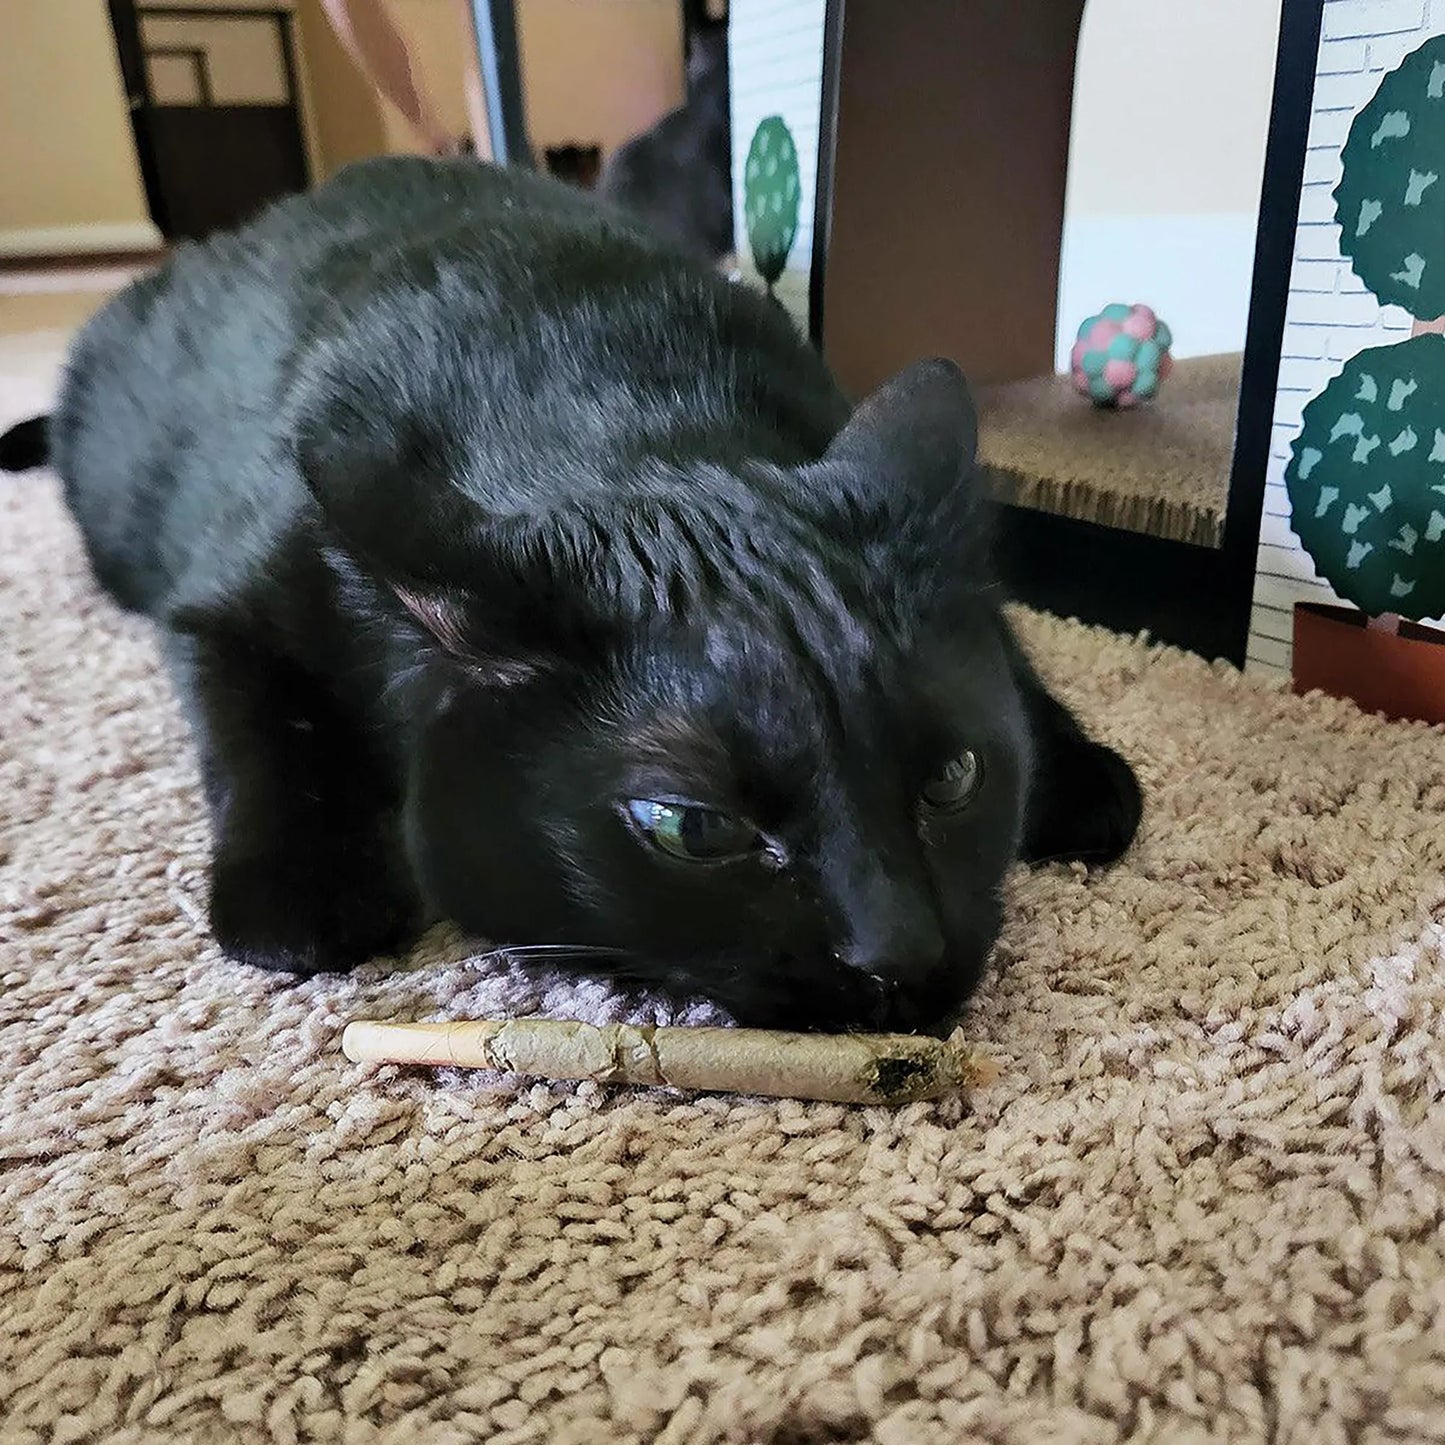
[0,415,50,472]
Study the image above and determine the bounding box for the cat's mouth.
[772,953,967,1036]
[488,940,965,1034]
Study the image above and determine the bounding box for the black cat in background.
[543,145,603,190]
[596,23,734,263]
[0,157,1140,1031]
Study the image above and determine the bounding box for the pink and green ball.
[1069,303,1174,408]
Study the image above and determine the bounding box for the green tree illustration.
[1286,335,1445,621]
[1334,34,1445,317]
[743,116,801,296]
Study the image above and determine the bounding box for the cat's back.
[50,160,649,610]
[59,159,611,420]
[50,158,837,614]
[56,158,673,466]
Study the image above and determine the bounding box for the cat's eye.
[920,749,983,814]
[625,799,762,863]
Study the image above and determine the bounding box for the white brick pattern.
[727,0,827,336]
[1247,0,1445,676]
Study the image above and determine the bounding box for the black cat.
[596,24,733,262]
[1,157,1140,1031]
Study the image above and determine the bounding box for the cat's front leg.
[1004,630,1143,867]
[164,626,418,974]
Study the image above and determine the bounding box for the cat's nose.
[832,916,946,991]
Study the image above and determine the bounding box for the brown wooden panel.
[822,0,1086,395]
[146,104,307,237]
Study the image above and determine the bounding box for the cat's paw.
[1074,741,1143,863]
[207,845,418,975]
[1023,741,1142,867]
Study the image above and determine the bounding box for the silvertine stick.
[341,1019,999,1105]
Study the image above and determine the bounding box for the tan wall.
[1067,0,1283,218]
[517,0,683,156]
[0,0,158,251]
[385,0,474,150]
[294,0,481,174]
[0,0,686,251]
[293,0,392,175]
[299,0,682,175]
[141,11,293,105]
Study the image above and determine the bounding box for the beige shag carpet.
[978,354,1243,548]
[3,327,1445,1445]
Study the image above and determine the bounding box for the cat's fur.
[1,157,1140,1031]
[595,25,733,262]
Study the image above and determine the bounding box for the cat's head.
[301,359,1034,1030]
[686,22,729,90]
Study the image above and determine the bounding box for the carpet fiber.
[3,329,1445,1444]
[978,354,1243,548]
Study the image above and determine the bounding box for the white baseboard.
[0,220,165,261]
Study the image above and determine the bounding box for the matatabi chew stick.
[341,1019,999,1106]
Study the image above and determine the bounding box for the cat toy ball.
[342,1018,999,1106]
[1070,303,1174,408]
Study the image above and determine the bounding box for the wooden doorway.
[109,0,311,241]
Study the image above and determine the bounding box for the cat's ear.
[799,359,988,606]
[808,358,981,522]
[368,550,605,687]
[296,414,606,684]
[388,582,553,687]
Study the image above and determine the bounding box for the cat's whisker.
[486,943,635,964]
